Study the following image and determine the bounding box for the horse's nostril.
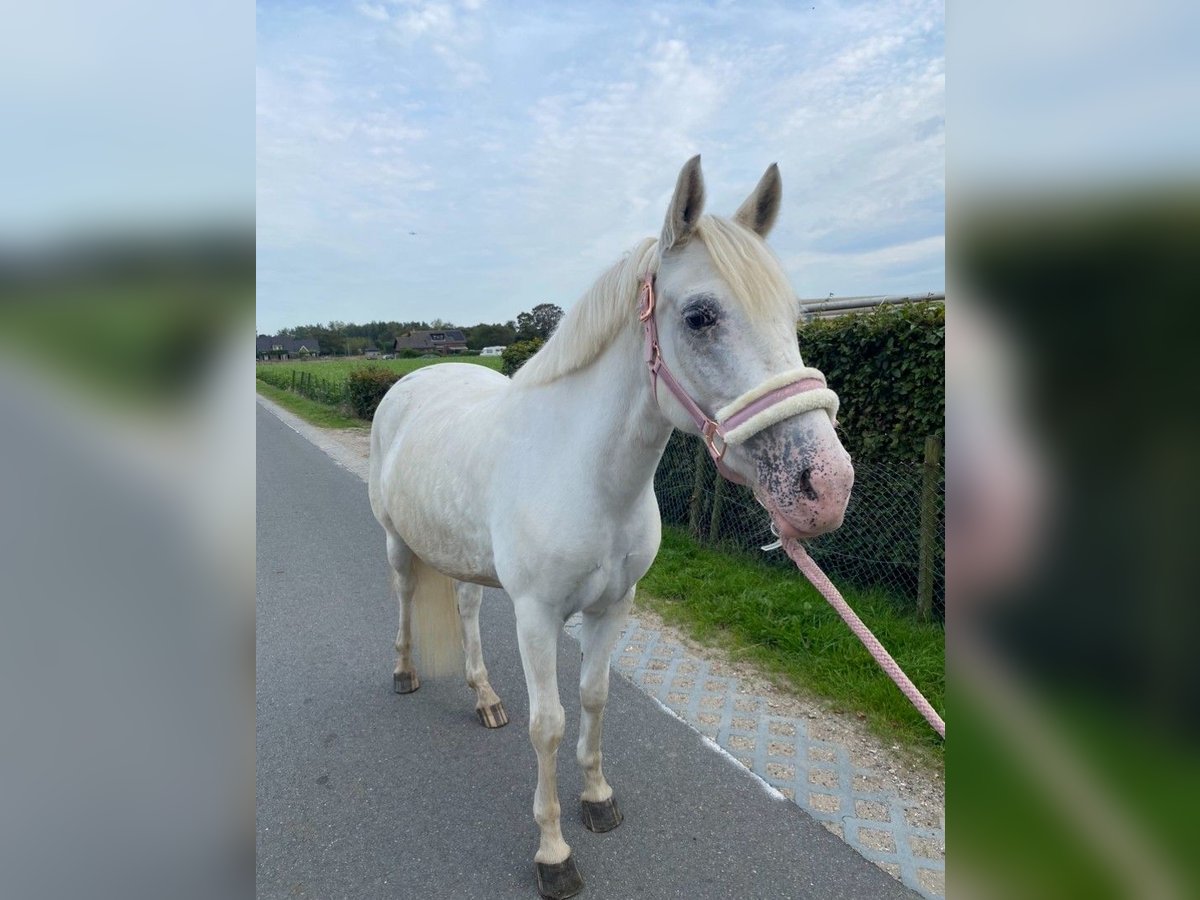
[799,466,818,500]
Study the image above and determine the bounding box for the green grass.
[255,379,365,429]
[640,525,945,757]
[255,354,503,387]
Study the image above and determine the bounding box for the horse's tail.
[401,558,465,679]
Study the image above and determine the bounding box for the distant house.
[393,329,469,355]
[256,334,322,360]
[364,345,380,359]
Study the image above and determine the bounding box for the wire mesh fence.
[654,432,945,619]
[257,366,348,406]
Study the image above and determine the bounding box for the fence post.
[688,439,708,536]
[917,435,942,621]
[291,370,296,391]
[708,469,726,544]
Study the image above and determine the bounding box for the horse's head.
[649,156,854,539]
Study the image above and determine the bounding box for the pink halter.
[638,271,946,739]
[638,272,838,484]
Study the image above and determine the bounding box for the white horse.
[368,156,854,899]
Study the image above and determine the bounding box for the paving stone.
[697,713,720,726]
[808,746,837,763]
[647,659,668,671]
[769,721,797,737]
[909,835,944,861]
[905,805,942,829]
[767,741,796,758]
[641,673,664,686]
[808,769,839,789]
[917,868,945,896]
[876,861,903,879]
[857,827,897,854]
[809,792,841,813]
[733,697,758,712]
[729,735,756,752]
[822,821,844,839]
[671,677,694,689]
[699,695,725,710]
[765,762,795,781]
[732,716,756,730]
[854,799,891,823]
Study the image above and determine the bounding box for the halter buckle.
[637,275,655,322]
[702,420,726,461]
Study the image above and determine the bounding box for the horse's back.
[372,363,506,441]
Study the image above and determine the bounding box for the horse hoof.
[476,702,509,728]
[536,855,584,900]
[581,796,623,833]
[393,671,420,694]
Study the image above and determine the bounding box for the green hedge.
[501,338,544,376]
[798,302,944,465]
[346,366,403,419]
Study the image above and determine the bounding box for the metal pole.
[917,435,942,621]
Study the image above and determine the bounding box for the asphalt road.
[256,404,917,899]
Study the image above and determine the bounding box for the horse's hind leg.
[576,588,633,833]
[387,533,420,694]
[454,581,508,728]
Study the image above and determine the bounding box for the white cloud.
[355,3,389,23]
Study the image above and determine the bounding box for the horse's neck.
[538,320,673,505]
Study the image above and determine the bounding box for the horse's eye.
[684,307,716,330]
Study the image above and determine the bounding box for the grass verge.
[640,525,945,757]
[255,379,365,429]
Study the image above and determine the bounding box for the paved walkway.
[257,394,944,898]
[566,615,944,898]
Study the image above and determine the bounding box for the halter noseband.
[638,272,839,484]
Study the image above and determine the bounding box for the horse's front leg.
[514,602,584,900]
[576,588,633,833]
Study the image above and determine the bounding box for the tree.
[515,303,564,341]
[465,321,517,350]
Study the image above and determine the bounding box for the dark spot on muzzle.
[746,428,817,498]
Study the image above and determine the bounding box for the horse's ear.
[733,163,782,237]
[661,155,706,251]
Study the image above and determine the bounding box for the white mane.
[512,216,794,388]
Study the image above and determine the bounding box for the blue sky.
[256,0,943,333]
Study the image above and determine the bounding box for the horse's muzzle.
[754,437,854,540]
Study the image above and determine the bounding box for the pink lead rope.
[639,272,945,740]
[781,538,945,739]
